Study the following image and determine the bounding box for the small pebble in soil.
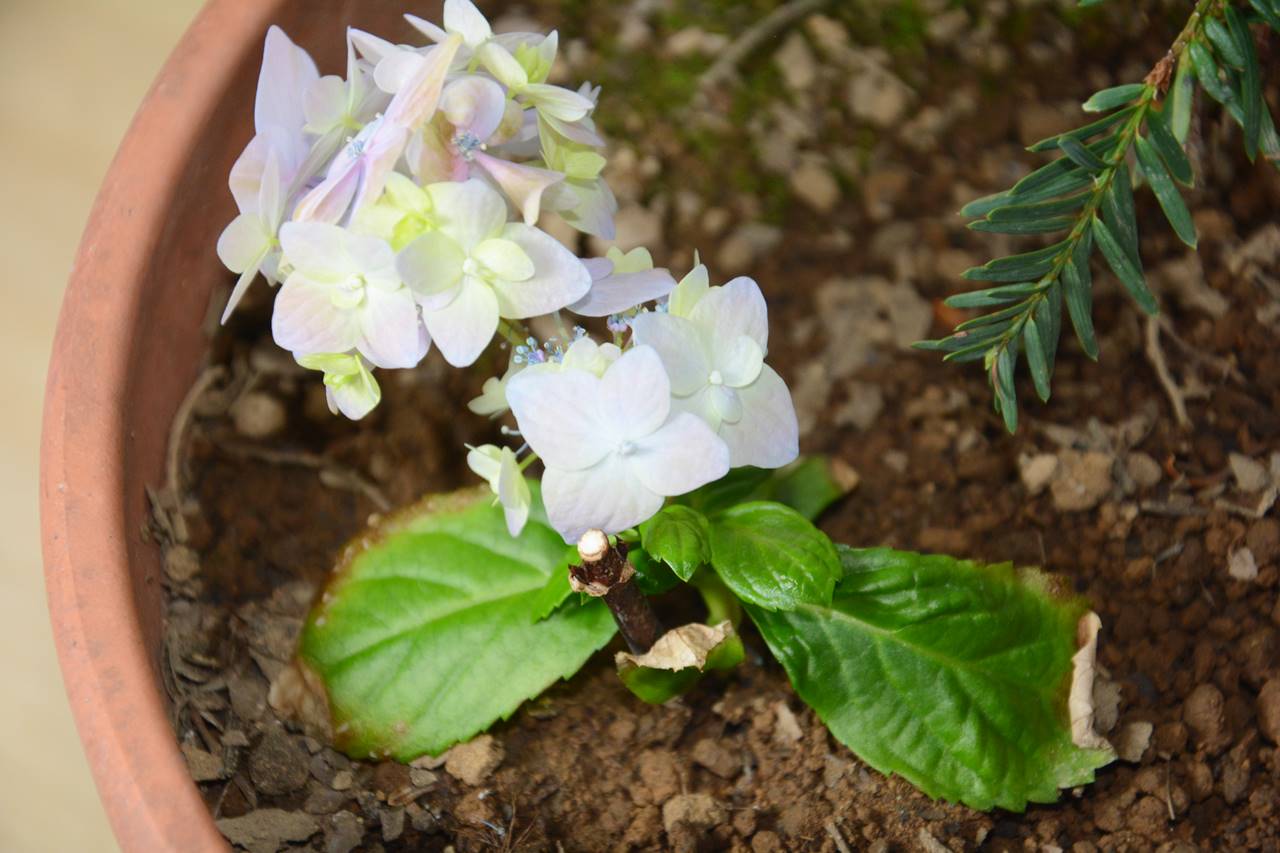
[773,701,804,744]
[1230,452,1272,492]
[790,160,841,213]
[1258,679,1280,745]
[164,545,201,583]
[717,222,782,274]
[1020,453,1058,496]
[324,810,362,853]
[1050,450,1114,512]
[1246,518,1280,564]
[380,806,406,842]
[230,391,286,439]
[443,734,504,786]
[1125,452,1163,489]
[1229,546,1259,581]
[1114,721,1153,763]
[691,737,739,779]
[1183,683,1231,754]
[216,809,319,853]
[249,727,310,796]
[409,766,438,788]
[303,782,350,815]
[663,793,727,836]
[181,742,224,782]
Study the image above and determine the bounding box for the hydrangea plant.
[221,0,1117,811]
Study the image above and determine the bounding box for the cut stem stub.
[571,530,662,654]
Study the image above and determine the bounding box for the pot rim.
[40,0,283,849]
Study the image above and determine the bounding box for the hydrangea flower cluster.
[219,0,799,543]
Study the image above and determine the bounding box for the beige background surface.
[1,1,202,849]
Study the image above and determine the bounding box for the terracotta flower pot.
[40,1,425,849]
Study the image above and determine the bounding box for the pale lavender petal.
[272,276,361,356]
[428,178,509,250]
[372,48,425,96]
[491,223,592,318]
[473,153,563,225]
[221,263,266,325]
[229,135,269,214]
[358,286,427,369]
[444,0,492,47]
[542,458,663,543]
[628,313,710,397]
[715,334,765,389]
[582,257,613,280]
[256,26,319,141]
[217,213,270,274]
[278,221,355,278]
[350,122,412,215]
[568,267,676,317]
[292,159,360,224]
[717,365,798,469]
[540,112,606,148]
[522,83,593,121]
[304,75,347,132]
[597,346,670,441]
[403,14,448,44]
[349,27,400,65]
[420,276,500,367]
[630,413,731,496]
[505,368,610,470]
[546,176,617,239]
[384,37,461,129]
[690,276,769,350]
[441,76,507,140]
[397,231,466,303]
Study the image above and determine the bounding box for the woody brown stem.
[570,530,662,654]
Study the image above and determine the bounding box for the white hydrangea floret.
[630,270,799,469]
[506,346,730,542]
[218,26,321,321]
[297,352,382,420]
[272,222,428,369]
[466,444,531,536]
[395,178,590,367]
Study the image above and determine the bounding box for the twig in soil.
[1215,486,1279,519]
[1144,316,1191,430]
[570,530,662,654]
[167,366,229,499]
[1139,499,1208,518]
[1157,316,1244,385]
[698,0,833,93]
[213,440,392,512]
[824,819,853,853]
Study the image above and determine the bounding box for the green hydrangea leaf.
[297,487,617,761]
[629,547,681,595]
[746,546,1115,811]
[708,501,840,610]
[640,505,712,581]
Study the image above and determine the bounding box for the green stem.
[691,570,742,628]
[497,319,528,348]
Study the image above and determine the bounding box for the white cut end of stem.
[1068,612,1115,753]
[577,528,610,563]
